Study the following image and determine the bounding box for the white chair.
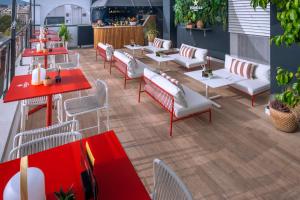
[9,132,82,160]
[55,51,80,70]
[64,79,109,133]
[20,94,63,132]
[13,120,79,148]
[152,159,193,200]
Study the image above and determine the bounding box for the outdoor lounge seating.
[169,43,209,69]
[112,50,148,88]
[143,38,172,53]
[214,54,270,106]
[139,68,212,136]
[96,42,114,69]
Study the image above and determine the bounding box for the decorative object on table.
[3,156,46,200]
[55,69,62,83]
[129,17,137,26]
[155,52,161,57]
[43,76,53,86]
[54,186,75,200]
[269,67,300,133]
[145,21,159,43]
[130,39,135,47]
[31,64,46,85]
[202,67,213,78]
[58,24,72,49]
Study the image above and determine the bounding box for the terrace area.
[0,0,300,199]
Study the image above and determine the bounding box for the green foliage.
[145,21,159,36]
[0,15,11,33]
[174,0,227,29]
[275,67,300,108]
[54,186,75,200]
[58,24,72,42]
[251,0,300,47]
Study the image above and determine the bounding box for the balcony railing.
[0,24,30,98]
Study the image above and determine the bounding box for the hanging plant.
[251,0,300,46]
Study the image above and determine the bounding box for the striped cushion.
[153,38,163,48]
[230,59,256,79]
[179,45,197,59]
[144,84,173,112]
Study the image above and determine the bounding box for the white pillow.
[162,40,172,50]
[255,64,270,82]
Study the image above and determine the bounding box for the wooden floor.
[9,48,300,199]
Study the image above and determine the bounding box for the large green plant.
[251,0,300,46]
[275,67,300,107]
[58,24,72,42]
[174,0,227,29]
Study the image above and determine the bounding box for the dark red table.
[4,69,91,126]
[0,131,151,200]
[30,37,61,44]
[22,47,68,69]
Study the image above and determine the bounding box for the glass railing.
[0,24,30,99]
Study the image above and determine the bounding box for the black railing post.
[33,0,35,33]
[10,0,17,81]
[29,0,32,40]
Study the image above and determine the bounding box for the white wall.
[35,0,91,25]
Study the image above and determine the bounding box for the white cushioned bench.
[112,50,148,88]
[144,38,172,53]
[139,68,212,136]
[214,55,270,106]
[169,44,208,69]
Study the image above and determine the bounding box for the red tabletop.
[22,47,68,58]
[0,131,151,200]
[30,37,61,43]
[4,69,91,103]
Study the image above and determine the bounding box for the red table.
[30,37,61,44]
[4,69,91,126]
[0,131,151,200]
[33,30,57,36]
[22,47,68,69]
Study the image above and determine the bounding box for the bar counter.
[93,26,145,49]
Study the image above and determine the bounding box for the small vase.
[196,20,204,29]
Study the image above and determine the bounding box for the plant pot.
[196,20,204,29]
[269,107,298,133]
[43,78,53,86]
[186,23,194,29]
[147,34,156,43]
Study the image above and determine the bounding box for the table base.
[206,85,222,108]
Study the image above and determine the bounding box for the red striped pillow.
[153,38,163,48]
[230,59,256,79]
[179,45,196,59]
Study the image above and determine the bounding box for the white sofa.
[169,44,208,69]
[113,50,148,88]
[97,42,114,62]
[144,38,172,53]
[214,54,270,106]
[139,68,212,136]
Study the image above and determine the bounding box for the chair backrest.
[13,120,79,148]
[153,159,193,200]
[9,132,82,160]
[49,41,64,49]
[67,51,80,67]
[95,79,108,107]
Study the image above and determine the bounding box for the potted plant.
[54,186,75,200]
[129,17,137,26]
[185,11,197,29]
[58,24,72,49]
[269,67,300,133]
[145,22,159,43]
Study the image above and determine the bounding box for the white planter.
[130,22,137,26]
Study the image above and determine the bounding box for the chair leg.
[106,108,110,131]
[58,98,63,123]
[124,77,127,89]
[97,110,101,133]
[169,112,174,137]
[252,96,255,107]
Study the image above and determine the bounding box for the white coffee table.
[124,45,144,56]
[185,70,243,108]
[145,53,174,71]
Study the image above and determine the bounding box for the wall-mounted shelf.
[185,27,212,37]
